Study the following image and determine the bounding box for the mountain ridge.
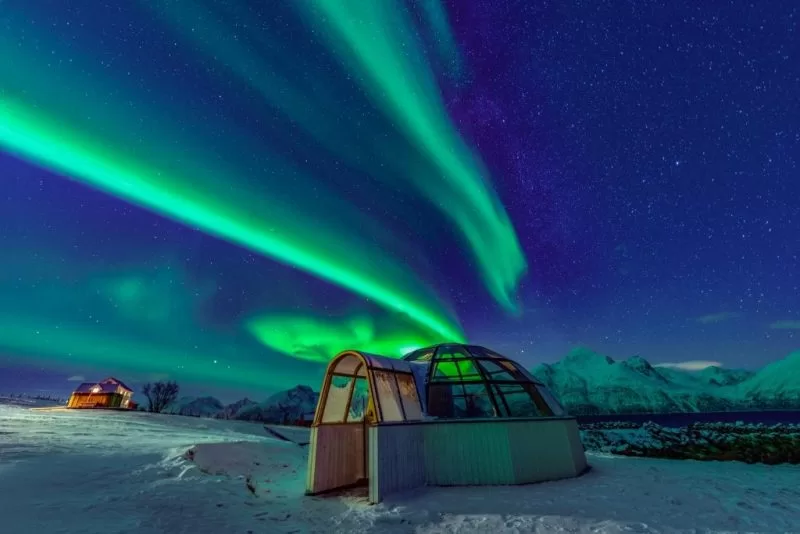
[164,385,317,424]
[162,349,800,419]
[531,348,799,414]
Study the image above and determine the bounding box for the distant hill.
[164,385,318,424]
[164,396,225,417]
[531,347,800,415]
[214,397,258,420]
[695,365,754,387]
[160,349,800,421]
[233,385,318,424]
[737,351,800,408]
[0,393,66,408]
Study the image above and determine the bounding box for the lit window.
[322,375,353,423]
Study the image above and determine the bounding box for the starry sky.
[1,1,798,401]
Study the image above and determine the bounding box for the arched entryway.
[305,350,423,496]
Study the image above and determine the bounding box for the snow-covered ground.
[0,394,65,408]
[1,405,799,533]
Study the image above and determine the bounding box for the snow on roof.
[331,350,415,375]
[73,383,115,394]
[99,377,133,392]
[358,351,415,373]
[72,377,133,394]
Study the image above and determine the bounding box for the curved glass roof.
[403,343,567,419]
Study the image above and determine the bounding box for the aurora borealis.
[1,1,798,399]
[0,0,521,392]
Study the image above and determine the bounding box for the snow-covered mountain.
[737,351,800,408]
[531,348,717,414]
[531,347,800,415]
[214,397,258,420]
[695,366,753,387]
[161,349,799,419]
[163,386,319,424]
[164,396,225,417]
[234,385,318,424]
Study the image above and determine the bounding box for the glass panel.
[460,383,496,417]
[432,361,460,380]
[432,359,482,382]
[367,356,393,371]
[428,383,456,418]
[493,393,510,416]
[452,396,494,418]
[408,363,429,415]
[452,396,467,416]
[462,383,485,394]
[406,349,434,362]
[495,384,540,417]
[434,346,471,361]
[498,360,525,379]
[466,345,505,359]
[477,359,517,381]
[322,375,353,423]
[536,385,566,416]
[511,364,542,384]
[332,354,362,375]
[455,359,482,380]
[396,374,422,421]
[347,377,369,422]
[506,393,539,417]
[528,385,554,416]
[373,371,404,422]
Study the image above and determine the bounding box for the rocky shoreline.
[580,421,800,465]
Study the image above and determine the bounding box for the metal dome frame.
[403,343,566,419]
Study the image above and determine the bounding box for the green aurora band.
[0,1,525,375]
[246,313,432,363]
[292,0,527,312]
[0,313,294,390]
[145,0,526,312]
[0,98,460,343]
[414,0,464,79]
[0,257,317,390]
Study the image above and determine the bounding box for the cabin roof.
[100,377,133,392]
[72,377,133,394]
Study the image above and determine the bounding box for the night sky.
[1,1,798,401]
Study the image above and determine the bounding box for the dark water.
[576,410,800,428]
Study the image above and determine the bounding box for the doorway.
[305,352,373,495]
[305,350,423,497]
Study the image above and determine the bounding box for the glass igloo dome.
[403,343,567,419]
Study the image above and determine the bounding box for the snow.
[0,394,65,408]
[0,405,339,534]
[163,396,225,417]
[401,454,800,533]
[233,385,318,423]
[738,351,800,403]
[532,347,800,414]
[159,385,318,423]
[2,404,800,533]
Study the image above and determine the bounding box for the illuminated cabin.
[306,343,588,504]
[67,377,134,409]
